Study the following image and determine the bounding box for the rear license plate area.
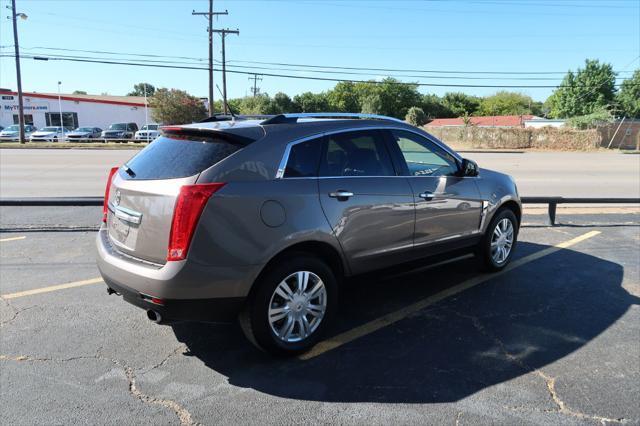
[108,215,139,250]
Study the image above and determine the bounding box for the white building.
[523,118,567,129]
[0,90,152,130]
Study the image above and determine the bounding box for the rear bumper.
[96,227,262,322]
[104,279,244,323]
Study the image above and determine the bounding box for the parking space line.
[1,277,103,300]
[0,236,26,243]
[299,230,601,360]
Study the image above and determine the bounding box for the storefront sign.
[3,104,49,112]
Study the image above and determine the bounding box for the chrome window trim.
[265,112,406,124]
[275,126,463,179]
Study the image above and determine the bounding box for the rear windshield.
[122,134,246,180]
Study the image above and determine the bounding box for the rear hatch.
[106,129,256,265]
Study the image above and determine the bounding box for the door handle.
[329,190,354,200]
[419,191,434,201]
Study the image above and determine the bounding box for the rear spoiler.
[159,126,256,146]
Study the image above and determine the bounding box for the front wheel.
[240,254,337,355]
[477,208,518,272]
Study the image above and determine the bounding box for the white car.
[134,123,161,142]
[0,124,38,141]
[29,126,71,142]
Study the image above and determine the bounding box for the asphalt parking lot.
[1,208,639,425]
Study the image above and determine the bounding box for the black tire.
[477,208,519,272]
[239,253,338,356]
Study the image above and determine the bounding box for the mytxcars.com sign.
[3,104,49,111]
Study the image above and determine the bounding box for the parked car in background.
[29,126,70,142]
[66,127,103,140]
[97,113,521,355]
[134,124,161,142]
[0,124,38,141]
[102,123,138,140]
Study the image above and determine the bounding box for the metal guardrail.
[0,196,638,225]
[0,197,103,206]
[520,196,640,225]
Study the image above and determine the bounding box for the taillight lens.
[167,183,225,261]
[102,167,119,223]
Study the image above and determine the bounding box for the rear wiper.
[123,164,136,178]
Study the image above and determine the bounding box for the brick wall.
[424,126,602,151]
[597,120,640,150]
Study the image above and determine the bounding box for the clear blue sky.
[1,0,639,102]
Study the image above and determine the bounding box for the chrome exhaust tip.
[146,310,162,324]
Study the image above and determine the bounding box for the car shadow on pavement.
[171,241,639,403]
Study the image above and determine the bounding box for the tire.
[239,253,338,356]
[477,208,519,272]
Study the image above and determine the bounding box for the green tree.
[421,94,454,118]
[327,81,360,112]
[616,69,640,118]
[478,91,537,116]
[149,88,207,124]
[353,78,421,118]
[72,90,87,95]
[441,92,481,117]
[405,107,427,126]
[237,94,272,115]
[546,59,617,118]
[270,92,294,114]
[128,82,156,97]
[292,92,329,112]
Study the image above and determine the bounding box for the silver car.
[0,124,38,141]
[66,127,103,140]
[96,113,521,355]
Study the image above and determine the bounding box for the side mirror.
[461,158,479,177]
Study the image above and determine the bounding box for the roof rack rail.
[199,114,275,123]
[260,113,405,125]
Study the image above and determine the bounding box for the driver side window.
[391,130,459,177]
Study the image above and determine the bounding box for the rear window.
[122,135,245,180]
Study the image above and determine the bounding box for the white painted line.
[1,277,103,300]
[299,230,601,360]
[0,236,26,243]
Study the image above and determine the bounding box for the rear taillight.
[167,183,226,261]
[102,167,119,223]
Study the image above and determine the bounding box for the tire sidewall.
[482,209,519,271]
[247,255,338,355]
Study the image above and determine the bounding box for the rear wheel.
[240,254,337,355]
[478,208,518,272]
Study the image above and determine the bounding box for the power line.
[2,45,636,76]
[2,53,637,89]
[4,49,633,83]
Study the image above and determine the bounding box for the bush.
[566,107,614,130]
[405,107,427,126]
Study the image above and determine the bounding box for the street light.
[8,0,27,143]
[58,81,64,141]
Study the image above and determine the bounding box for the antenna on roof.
[215,84,235,119]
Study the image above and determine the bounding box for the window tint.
[123,135,245,180]
[284,138,322,177]
[391,130,459,177]
[319,130,395,177]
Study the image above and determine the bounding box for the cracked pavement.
[1,209,639,425]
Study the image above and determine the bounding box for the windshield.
[108,123,127,130]
[4,125,19,131]
[76,127,94,132]
[141,125,159,131]
[42,127,61,132]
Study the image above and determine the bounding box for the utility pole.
[192,2,227,116]
[212,28,239,114]
[9,0,27,143]
[248,74,262,97]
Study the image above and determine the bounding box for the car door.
[317,129,415,274]
[385,129,483,252]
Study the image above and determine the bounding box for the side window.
[391,130,459,177]
[320,130,395,177]
[283,138,323,178]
